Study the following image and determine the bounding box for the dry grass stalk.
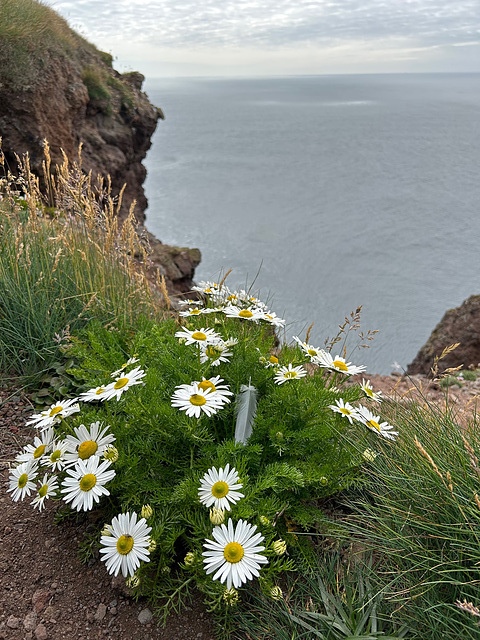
[461,434,480,480]
[414,436,444,481]
[431,342,461,379]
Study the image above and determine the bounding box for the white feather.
[234,383,258,444]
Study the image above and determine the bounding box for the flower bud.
[362,448,378,463]
[223,587,239,606]
[103,445,119,463]
[259,516,271,526]
[148,538,157,553]
[272,539,287,555]
[184,551,195,566]
[101,524,112,537]
[209,507,225,525]
[141,504,153,519]
[126,574,140,588]
[270,586,283,600]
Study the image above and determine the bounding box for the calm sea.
[143,74,480,374]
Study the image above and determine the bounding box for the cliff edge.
[0,0,200,294]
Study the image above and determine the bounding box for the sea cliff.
[0,0,200,295]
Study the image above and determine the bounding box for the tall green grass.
[0,143,162,381]
[337,393,480,638]
[0,0,111,90]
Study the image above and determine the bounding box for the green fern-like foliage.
[40,288,389,619]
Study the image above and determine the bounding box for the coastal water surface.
[143,74,480,374]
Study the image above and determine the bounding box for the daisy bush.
[8,280,396,630]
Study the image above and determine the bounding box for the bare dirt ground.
[0,388,215,640]
[1,372,478,640]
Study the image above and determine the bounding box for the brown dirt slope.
[0,389,214,640]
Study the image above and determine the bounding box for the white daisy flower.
[312,352,366,376]
[360,379,383,402]
[179,307,203,317]
[355,405,399,441]
[171,383,223,418]
[45,440,70,472]
[15,428,55,464]
[293,336,324,360]
[78,385,110,402]
[274,364,307,385]
[8,461,38,502]
[194,376,233,406]
[192,281,220,295]
[203,518,268,589]
[262,312,286,328]
[222,305,265,322]
[110,357,140,378]
[177,298,204,307]
[328,399,359,424]
[101,366,146,401]
[174,327,221,346]
[64,421,115,463]
[26,398,80,430]
[99,512,152,577]
[31,474,59,511]
[198,464,244,511]
[61,457,116,511]
[199,340,234,366]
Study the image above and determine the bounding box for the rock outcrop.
[407,295,480,375]
[0,0,200,294]
[0,58,159,221]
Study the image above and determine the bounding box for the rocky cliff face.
[0,54,159,221]
[407,295,480,375]
[0,2,200,294]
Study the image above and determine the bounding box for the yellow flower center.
[284,371,297,379]
[269,356,279,364]
[114,377,129,389]
[38,484,48,498]
[223,542,244,564]
[50,450,61,463]
[95,387,105,395]
[190,309,202,315]
[227,295,237,301]
[307,349,317,356]
[239,310,253,318]
[189,394,206,406]
[33,444,46,459]
[18,473,28,488]
[206,345,222,358]
[333,360,348,372]
[211,481,229,499]
[364,388,374,397]
[367,419,380,431]
[191,331,207,341]
[198,380,216,393]
[49,406,63,417]
[79,473,97,492]
[116,534,134,555]
[339,408,351,415]
[78,440,98,460]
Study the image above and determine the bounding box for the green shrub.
[11,285,393,633]
[82,66,112,102]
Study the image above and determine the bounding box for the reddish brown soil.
[0,388,215,640]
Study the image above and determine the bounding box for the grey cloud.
[53,0,480,50]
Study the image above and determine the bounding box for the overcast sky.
[52,0,480,77]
